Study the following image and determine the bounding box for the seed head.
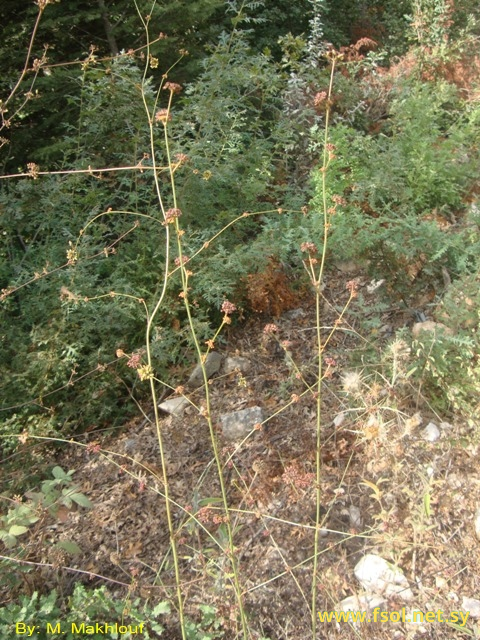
[300,242,317,254]
[155,109,171,123]
[163,82,182,94]
[164,207,182,224]
[341,370,363,395]
[263,323,278,335]
[221,300,237,316]
[314,91,327,107]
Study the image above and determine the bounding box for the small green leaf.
[198,497,224,506]
[38,589,58,615]
[56,540,82,555]
[60,497,72,509]
[423,492,432,517]
[1,533,18,548]
[9,525,29,536]
[52,466,72,480]
[152,601,170,616]
[69,493,93,508]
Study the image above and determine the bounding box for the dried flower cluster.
[314,91,327,107]
[341,370,364,395]
[127,352,142,369]
[354,37,378,52]
[300,242,317,254]
[325,143,337,160]
[155,109,171,123]
[32,57,46,72]
[163,82,182,94]
[137,364,154,381]
[60,286,81,302]
[221,300,237,316]
[174,153,188,165]
[197,506,227,525]
[263,323,278,335]
[331,194,346,206]
[66,241,78,265]
[346,279,360,297]
[86,441,101,454]
[282,463,315,490]
[27,162,39,179]
[164,207,182,224]
[0,287,14,302]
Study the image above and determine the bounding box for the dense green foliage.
[321,79,480,293]
[0,0,228,167]
[0,584,170,638]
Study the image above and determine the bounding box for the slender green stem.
[156,40,248,630]
[311,54,337,639]
[167,135,249,640]
[133,4,187,636]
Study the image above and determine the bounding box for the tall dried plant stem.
[135,6,187,637]
[311,54,337,639]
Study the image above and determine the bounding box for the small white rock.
[366,279,385,293]
[223,356,251,375]
[158,396,189,417]
[349,505,362,529]
[338,594,385,615]
[439,421,453,431]
[187,352,223,389]
[333,412,346,427]
[220,406,264,440]
[354,554,413,601]
[422,422,441,442]
[412,321,453,339]
[462,597,480,618]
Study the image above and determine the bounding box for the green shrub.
[311,78,480,299]
[0,583,228,639]
[0,584,169,639]
[409,264,480,419]
[0,465,92,550]
[0,57,169,440]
